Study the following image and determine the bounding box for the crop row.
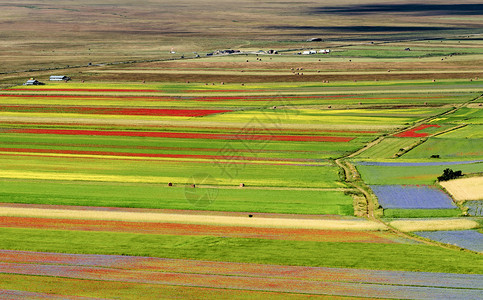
[7,128,355,142]
[0,216,398,243]
[0,105,232,117]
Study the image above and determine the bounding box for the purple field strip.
[357,160,483,167]
[1,262,482,299]
[370,185,457,209]
[465,201,483,217]
[0,250,482,289]
[414,230,483,253]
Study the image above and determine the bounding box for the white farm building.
[23,79,44,85]
[50,75,71,81]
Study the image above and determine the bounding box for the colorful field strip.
[0,106,232,117]
[8,128,355,142]
[0,205,387,230]
[0,289,88,299]
[0,147,320,163]
[0,250,482,299]
[3,88,160,92]
[414,230,483,253]
[370,185,457,209]
[0,216,400,243]
[394,124,441,137]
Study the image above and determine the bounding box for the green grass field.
[0,179,354,214]
[0,227,481,274]
[356,162,483,185]
[382,208,462,218]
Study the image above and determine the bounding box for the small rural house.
[50,75,71,81]
[23,79,44,85]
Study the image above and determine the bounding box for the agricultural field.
[0,0,482,298]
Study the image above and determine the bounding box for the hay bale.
[239,183,245,187]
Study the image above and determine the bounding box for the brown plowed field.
[77,72,482,83]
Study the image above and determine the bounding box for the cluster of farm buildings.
[24,75,70,85]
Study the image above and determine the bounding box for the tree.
[437,168,462,181]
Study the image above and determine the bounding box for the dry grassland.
[1,0,482,73]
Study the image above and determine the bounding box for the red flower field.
[394,124,441,137]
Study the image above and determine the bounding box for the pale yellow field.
[440,177,483,201]
[390,219,480,232]
[0,206,387,231]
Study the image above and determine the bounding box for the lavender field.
[414,230,483,253]
[370,185,457,209]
